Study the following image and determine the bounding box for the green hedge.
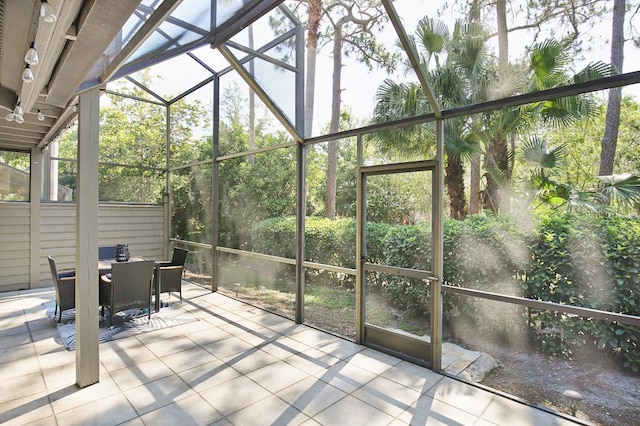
[248,213,640,371]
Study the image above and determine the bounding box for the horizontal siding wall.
[36,204,165,288]
[0,203,30,292]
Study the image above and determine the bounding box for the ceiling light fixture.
[22,64,34,83]
[13,102,24,118]
[40,0,57,24]
[37,109,45,121]
[25,42,39,65]
[6,102,25,124]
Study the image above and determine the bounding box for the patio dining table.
[98,257,161,312]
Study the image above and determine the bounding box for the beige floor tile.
[124,374,195,416]
[54,393,138,426]
[352,376,421,417]
[198,375,271,417]
[202,335,255,359]
[283,347,341,375]
[178,359,241,392]
[313,395,394,426]
[109,358,174,391]
[183,326,231,346]
[0,392,55,426]
[0,322,29,338]
[0,373,47,405]
[49,373,122,414]
[396,394,479,425]
[246,360,309,393]
[144,334,196,358]
[425,376,495,417]
[0,331,32,351]
[299,419,323,426]
[101,335,143,352]
[259,317,306,335]
[346,348,401,375]
[235,326,280,347]
[314,337,364,360]
[134,326,183,346]
[100,344,158,371]
[37,346,77,370]
[139,393,224,425]
[160,345,219,373]
[0,356,41,381]
[381,361,444,393]
[41,361,107,392]
[230,305,269,320]
[0,288,584,426]
[0,341,35,364]
[171,317,215,334]
[277,376,347,417]
[227,394,309,426]
[314,360,378,394]
[224,347,280,375]
[259,336,306,360]
[290,328,339,347]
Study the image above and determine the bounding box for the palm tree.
[374,15,613,216]
[372,17,487,220]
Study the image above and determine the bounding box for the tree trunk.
[482,135,509,213]
[496,0,509,68]
[599,0,625,176]
[481,0,511,213]
[445,155,468,220]
[469,153,481,214]
[468,0,482,215]
[325,27,343,220]
[305,0,322,138]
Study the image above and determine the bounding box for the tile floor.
[0,283,584,426]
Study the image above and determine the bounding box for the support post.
[30,148,42,288]
[431,119,444,372]
[75,88,100,387]
[212,75,220,292]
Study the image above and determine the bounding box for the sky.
[108,0,640,137]
[321,0,640,133]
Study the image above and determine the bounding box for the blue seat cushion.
[58,270,75,279]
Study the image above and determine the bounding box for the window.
[0,149,30,201]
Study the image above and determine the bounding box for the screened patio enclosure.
[1,0,640,422]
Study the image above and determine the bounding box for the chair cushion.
[58,270,75,279]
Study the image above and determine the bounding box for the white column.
[75,88,100,387]
[30,148,42,288]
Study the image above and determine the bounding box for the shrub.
[248,213,640,371]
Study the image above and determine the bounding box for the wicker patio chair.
[156,248,188,301]
[47,255,76,323]
[100,260,155,327]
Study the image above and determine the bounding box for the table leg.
[154,265,161,312]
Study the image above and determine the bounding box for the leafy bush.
[248,213,640,371]
[528,214,640,371]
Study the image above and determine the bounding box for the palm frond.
[521,136,565,169]
[597,173,640,206]
[415,16,449,60]
[529,39,570,90]
[573,61,615,83]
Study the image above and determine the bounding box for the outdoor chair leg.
[58,309,62,323]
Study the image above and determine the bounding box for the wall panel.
[0,203,165,290]
[0,204,30,291]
